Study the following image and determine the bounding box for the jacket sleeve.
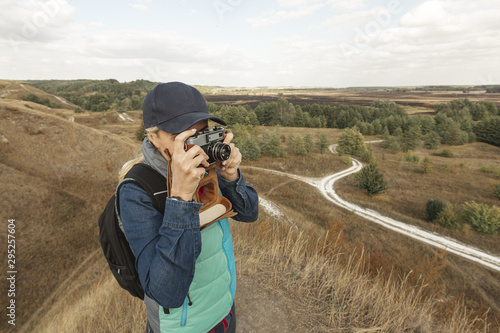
[217,169,259,223]
[119,182,203,308]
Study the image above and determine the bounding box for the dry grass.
[336,142,500,254]
[231,212,492,332]
[1,96,498,332]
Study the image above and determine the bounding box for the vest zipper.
[181,293,193,327]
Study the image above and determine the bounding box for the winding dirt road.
[245,144,500,272]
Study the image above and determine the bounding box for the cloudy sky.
[1,0,499,87]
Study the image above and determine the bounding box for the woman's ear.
[147,131,158,148]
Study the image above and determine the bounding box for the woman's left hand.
[215,131,241,181]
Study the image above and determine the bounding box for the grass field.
[1,81,499,331]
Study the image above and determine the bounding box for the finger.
[223,131,234,145]
[173,128,197,153]
[184,144,208,159]
[222,144,238,165]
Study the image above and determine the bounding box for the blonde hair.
[118,126,160,181]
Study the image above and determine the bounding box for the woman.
[118,82,259,332]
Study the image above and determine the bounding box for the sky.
[1,0,499,87]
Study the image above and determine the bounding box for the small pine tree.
[316,133,330,154]
[289,135,307,156]
[421,156,433,174]
[239,137,261,161]
[425,199,448,221]
[304,134,314,154]
[355,162,388,196]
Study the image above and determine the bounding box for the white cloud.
[128,0,152,11]
[0,0,75,42]
[248,1,325,27]
[327,0,366,11]
[89,22,107,28]
[129,3,148,11]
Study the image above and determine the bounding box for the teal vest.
[158,218,236,332]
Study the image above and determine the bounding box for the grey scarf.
[141,138,169,178]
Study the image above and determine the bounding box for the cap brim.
[155,112,227,134]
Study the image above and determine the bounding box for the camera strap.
[193,169,238,229]
[163,148,237,229]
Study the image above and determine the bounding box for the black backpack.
[98,163,167,299]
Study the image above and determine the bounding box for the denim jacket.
[118,168,258,309]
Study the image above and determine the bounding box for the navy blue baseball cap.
[142,82,226,134]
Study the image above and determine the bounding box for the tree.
[303,134,314,153]
[355,162,388,196]
[260,129,286,158]
[316,134,330,154]
[337,128,366,156]
[423,132,441,149]
[289,135,307,155]
[239,137,261,161]
[401,124,421,152]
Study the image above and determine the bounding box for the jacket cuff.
[163,198,203,229]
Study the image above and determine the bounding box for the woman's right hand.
[169,129,210,201]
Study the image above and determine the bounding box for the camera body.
[185,126,231,165]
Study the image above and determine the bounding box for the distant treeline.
[210,98,500,148]
[27,80,500,147]
[28,79,158,112]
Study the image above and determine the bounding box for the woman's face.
[149,120,208,160]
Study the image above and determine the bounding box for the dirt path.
[243,143,500,272]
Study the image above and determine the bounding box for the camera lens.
[208,142,231,162]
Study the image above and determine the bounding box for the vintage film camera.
[185,126,231,165]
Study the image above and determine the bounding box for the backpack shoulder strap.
[119,163,168,213]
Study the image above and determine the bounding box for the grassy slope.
[1,82,498,331]
[0,98,137,332]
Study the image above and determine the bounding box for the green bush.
[405,152,420,164]
[425,199,448,221]
[136,121,146,141]
[462,202,500,234]
[382,136,401,153]
[355,162,388,196]
[360,148,375,163]
[435,205,460,229]
[437,149,455,158]
[421,157,433,174]
[494,182,500,200]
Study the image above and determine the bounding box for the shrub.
[360,148,375,163]
[342,156,352,165]
[435,205,460,228]
[462,202,500,234]
[437,149,454,158]
[355,162,388,196]
[135,121,146,141]
[405,152,420,164]
[425,199,448,221]
[382,136,401,153]
[494,182,500,200]
[421,157,433,174]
